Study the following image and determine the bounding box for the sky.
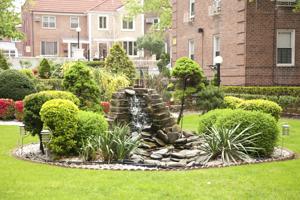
[14,0,26,12]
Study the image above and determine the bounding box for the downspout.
[31,11,34,57]
[88,13,92,61]
[272,0,278,85]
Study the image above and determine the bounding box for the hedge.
[222,86,300,97]
[224,96,244,109]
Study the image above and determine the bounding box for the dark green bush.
[85,61,105,68]
[198,109,234,134]
[63,62,102,112]
[238,99,282,121]
[0,52,10,70]
[0,69,36,100]
[40,99,79,156]
[214,109,279,157]
[222,86,300,97]
[196,86,224,113]
[38,58,51,78]
[23,91,80,138]
[224,96,244,109]
[76,111,108,150]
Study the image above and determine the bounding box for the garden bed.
[13,143,295,171]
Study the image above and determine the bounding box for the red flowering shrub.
[14,101,24,121]
[0,99,15,120]
[100,102,110,114]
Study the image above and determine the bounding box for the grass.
[0,116,300,199]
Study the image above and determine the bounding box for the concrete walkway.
[0,121,24,126]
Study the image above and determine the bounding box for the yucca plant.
[200,124,262,164]
[80,138,97,161]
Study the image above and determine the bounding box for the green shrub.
[222,86,300,97]
[105,43,136,81]
[38,58,51,78]
[198,109,234,134]
[213,109,279,157]
[238,99,282,121]
[0,52,10,70]
[196,86,224,113]
[19,69,35,80]
[0,69,36,100]
[200,124,262,163]
[23,91,80,142]
[63,62,101,112]
[76,111,108,150]
[38,79,63,91]
[224,96,244,109]
[40,99,79,156]
[85,61,105,68]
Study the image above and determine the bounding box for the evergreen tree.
[0,52,10,70]
[38,58,51,78]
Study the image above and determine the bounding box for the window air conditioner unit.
[274,0,297,7]
[208,5,221,16]
[34,16,41,22]
[183,13,195,23]
[146,18,154,24]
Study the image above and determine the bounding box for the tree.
[137,34,165,59]
[104,43,136,81]
[0,0,23,39]
[124,0,172,35]
[172,57,206,124]
[38,58,51,78]
[0,51,10,70]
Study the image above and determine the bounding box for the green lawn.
[0,116,300,200]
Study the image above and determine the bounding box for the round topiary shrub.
[238,99,282,121]
[214,109,279,157]
[198,109,234,134]
[23,91,80,153]
[224,96,244,109]
[40,99,79,156]
[75,111,109,151]
[0,70,36,100]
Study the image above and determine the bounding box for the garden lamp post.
[19,124,28,153]
[214,56,223,87]
[281,124,290,156]
[41,130,52,159]
[76,27,81,49]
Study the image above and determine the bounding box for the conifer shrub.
[38,58,51,78]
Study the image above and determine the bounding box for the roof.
[24,0,124,13]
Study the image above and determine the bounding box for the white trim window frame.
[41,41,58,56]
[121,16,135,31]
[213,35,220,65]
[122,41,138,57]
[42,16,56,29]
[70,16,80,29]
[188,39,195,60]
[189,0,195,19]
[277,29,295,67]
[98,15,108,30]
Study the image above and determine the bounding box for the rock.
[187,161,195,167]
[195,156,208,165]
[150,153,163,160]
[161,158,171,162]
[185,150,201,158]
[170,152,186,159]
[131,132,139,138]
[166,162,185,168]
[167,132,180,143]
[157,130,168,142]
[140,142,157,149]
[131,154,144,163]
[144,159,161,166]
[141,132,152,137]
[206,160,224,167]
[125,89,135,95]
[153,148,169,156]
[170,157,180,162]
[175,138,187,144]
[183,130,195,137]
[172,124,181,133]
[179,159,188,165]
[187,136,200,143]
[153,137,166,146]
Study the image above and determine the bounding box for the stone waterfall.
[108,87,204,168]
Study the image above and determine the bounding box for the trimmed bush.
[214,109,279,157]
[40,99,79,156]
[0,99,15,120]
[198,109,234,134]
[0,52,10,70]
[196,86,224,113]
[63,62,102,112]
[38,58,51,78]
[224,96,244,109]
[105,43,136,81]
[19,69,35,80]
[85,61,105,68]
[76,111,108,150]
[222,86,300,97]
[238,99,282,121]
[14,101,24,121]
[0,69,36,100]
[23,90,80,138]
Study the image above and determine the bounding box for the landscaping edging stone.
[13,143,296,171]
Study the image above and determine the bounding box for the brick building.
[171,0,300,86]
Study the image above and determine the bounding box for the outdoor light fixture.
[41,130,52,159]
[281,123,290,156]
[214,56,223,87]
[19,124,28,153]
[76,27,81,49]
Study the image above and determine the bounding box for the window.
[213,35,220,64]
[277,29,295,66]
[153,18,159,24]
[70,16,79,29]
[123,41,137,56]
[189,0,195,18]
[1,50,16,58]
[188,40,195,60]
[99,16,108,30]
[41,41,58,56]
[122,17,134,30]
[42,16,56,28]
